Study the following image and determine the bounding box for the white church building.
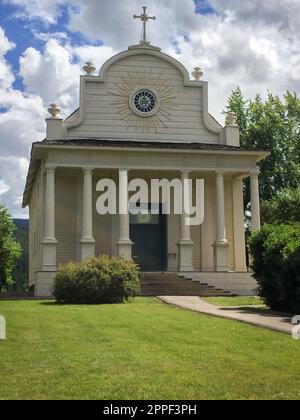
[22,8,269,297]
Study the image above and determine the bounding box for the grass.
[0,298,299,400]
[202,296,265,307]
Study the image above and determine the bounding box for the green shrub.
[249,223,300,313]
[53,255,140,304]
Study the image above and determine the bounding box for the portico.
[30,142,266,280]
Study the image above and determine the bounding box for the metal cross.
[134,6,156,44]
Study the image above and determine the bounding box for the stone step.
[140,273,234,297]
[141,285,232,291]
[142,280,219,287]
[142,288,221,293]
[140,291,236,297]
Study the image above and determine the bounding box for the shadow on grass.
[220,306,293,322]
[39,299,136,307]
[39,301,65,306]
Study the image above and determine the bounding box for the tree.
[0,204,22,293]
[225,86,248,140]
[261,187,300,225]
[225,89,300,210]
[12,219,29,291]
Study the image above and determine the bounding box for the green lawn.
[0,298,299,400]
[203,296,265,307]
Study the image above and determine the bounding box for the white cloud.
[0,27,15,89]
[19,39,81,113]
[0,179,10,195]
[0,156,29,218]
[0,88,45,218]
[0,26,15,55]
[0,27,43,216]
[72,45,116,72]
[4,0,65,25]
[66,0,202,52]
[33,31,68,42]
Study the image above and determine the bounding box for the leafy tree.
[0,204,22,293]
[261,187,300,225]
[226,88,300,210]
[13,220,29,291]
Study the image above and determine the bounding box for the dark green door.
[130,207,167,271]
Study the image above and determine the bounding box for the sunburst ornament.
[109,70,176,132]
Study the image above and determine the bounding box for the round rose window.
[133,90,156,114]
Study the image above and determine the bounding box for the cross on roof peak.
[134,6,156,45]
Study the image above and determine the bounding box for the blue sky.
[0,0,214,84]
[0,2,103,90]
[0,0,299,217]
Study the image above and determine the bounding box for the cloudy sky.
[0,0,300,217]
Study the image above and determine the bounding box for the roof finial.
[83,61,96,75]
[192,67,203,81]
[47,103,61,119]
[226,111,238,126]
[134,6,156,45]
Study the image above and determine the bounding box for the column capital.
[233,174,245,181]
[250,168,260,178]
[180,170,191,178]
[215,170,226,177]
[45,165,56,173]
[82,167,94,174]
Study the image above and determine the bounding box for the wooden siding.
[68,54,219,143]
[29,166,42,283]
[191,224,201,271]
[56,176,77,265]
[93,177,112,256]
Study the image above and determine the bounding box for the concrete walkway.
[158,296,294,335]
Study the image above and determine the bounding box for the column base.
[213,241,229,272]
[234,265,248,272]
[35,271,56,297]
[177,239,194,272]
[42,239,57,271]
[80,238,96,260]
[117,240,133,259]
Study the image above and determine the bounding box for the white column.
[177,171,194,272]
[42,166,57,271]
[80,167,95,260]
[213,171,229,272]
[117,169,132,259]
[250,169,261,231]
[216,171,226,242]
